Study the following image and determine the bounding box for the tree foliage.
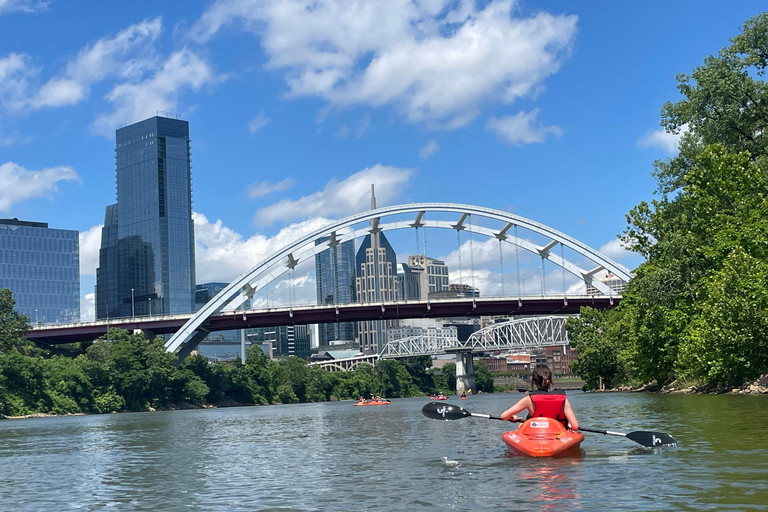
[571,13,768,390]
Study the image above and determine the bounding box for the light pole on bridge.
[131,288,135,319]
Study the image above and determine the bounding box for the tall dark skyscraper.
[315,238,357,344]
[96,116,195,319]
[0,218,80,324]
[355,232,397,352]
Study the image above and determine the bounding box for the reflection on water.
[1,392,767,511]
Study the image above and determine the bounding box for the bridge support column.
[455,350,476,395]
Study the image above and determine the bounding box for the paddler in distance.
[500,364,579,431]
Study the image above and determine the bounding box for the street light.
[522,276,526,295]
[148,297,151,317]
[35,308,38,326]
[131,288,135,319]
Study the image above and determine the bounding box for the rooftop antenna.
[371,184,376,210]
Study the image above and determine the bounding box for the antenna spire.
[371,184,377,210]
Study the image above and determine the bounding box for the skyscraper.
[0,218,80,324]
[96,116,195,319]
[315,238,357,344]
[356,232,398,352]
[407,255,450,299]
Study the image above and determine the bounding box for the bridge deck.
[26,295,619,345]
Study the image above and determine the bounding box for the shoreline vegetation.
[566,14,768,394]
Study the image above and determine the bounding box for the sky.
[1,0,765,322]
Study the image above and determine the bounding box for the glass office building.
[96,116,196,319]
[0,218,79,324]
[315,238,357,345]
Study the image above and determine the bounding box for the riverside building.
[96,116,196,319]
[315,238,357,345]
[0,218,80,324]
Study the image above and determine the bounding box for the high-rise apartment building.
[96,116,196,319]
[0,218,80,324]
[247,325,311,359]
[315,238,357,344]
[407,255,449,299]
[356,232,397,352]
[395,262,420,300]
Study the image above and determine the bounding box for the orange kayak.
[502,417,584,457]
[353,401,390,406]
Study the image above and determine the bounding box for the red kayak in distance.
[502,417,584,457]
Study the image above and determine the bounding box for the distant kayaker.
[500,364,579,431]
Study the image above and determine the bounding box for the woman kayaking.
[500,364,579,431]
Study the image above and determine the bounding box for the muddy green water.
[1,392,766,511]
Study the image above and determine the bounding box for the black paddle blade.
[626,431,678,447]
[422,402,471,421]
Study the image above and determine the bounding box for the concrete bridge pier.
[454,350,476,395]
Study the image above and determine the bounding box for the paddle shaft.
[578,427,626,437]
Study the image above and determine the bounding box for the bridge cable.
[514,225,521,297]
[469,214,475,292]
[456,230,463,284]
[561,243,567,296]
[540,256,545,297]
[499,239,505,296]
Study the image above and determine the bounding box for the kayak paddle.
[421,402,677,447]
[577,427,677,447]
[422,401,514,422]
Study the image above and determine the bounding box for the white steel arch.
[167,203,630,359]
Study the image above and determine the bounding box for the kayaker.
[500,364,579,431]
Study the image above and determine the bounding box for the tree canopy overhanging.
[568,12,768,390]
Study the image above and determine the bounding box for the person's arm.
[500,396,532,422]
[563,398,579,431]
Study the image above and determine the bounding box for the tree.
[473,359,494,393]
[0,288,36,355]
[654,13,768,194]
[567,308,628,390]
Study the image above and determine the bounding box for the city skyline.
[2,1,765,321]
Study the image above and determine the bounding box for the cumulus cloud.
[0,53,35,111]
[246,177,296,198]
[79,225,103,276]
[599,238,634,261]
[637,125,688,154]
[253,164,412,226]
[29,18,163,109]
[0,0,48,16]
[248,110,271,132]
[194,212,332,283]
[191,0,577,128]
[0,161,80,211]
[81,292,95,322]
[419,140,439,159]
[487,109,563,146]
[91,49,221,137]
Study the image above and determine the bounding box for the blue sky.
[1,0,765,321]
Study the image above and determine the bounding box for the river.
[1,392,767,511]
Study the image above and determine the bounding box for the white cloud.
[246,177,296,198]
[29,18,163,109]
[248,110,271,132]
[194,212,332,283]
[91,48,221,137]
[79,225,103,277]
[487,109,562,146]
[0,53,35,111]
[81,292,95,322]
[599,238,634,261]
[0,161,80,211]
[0,0,47,15]
[191,0,577,128]
[637,125,688,154]
[419,140,439,159]
[254,164,412,225]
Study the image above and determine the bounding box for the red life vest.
[529,390,567,427]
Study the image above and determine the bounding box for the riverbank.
[594,373,768,395]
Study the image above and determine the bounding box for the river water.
[1,392,767,511]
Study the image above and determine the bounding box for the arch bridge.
[166,203,630,364]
